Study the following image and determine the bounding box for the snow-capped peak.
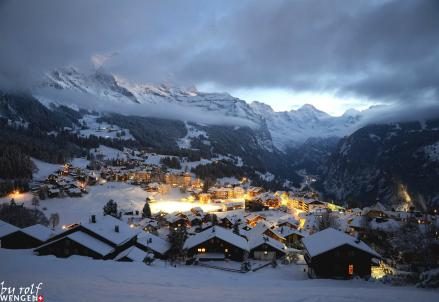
[36,67,369,151]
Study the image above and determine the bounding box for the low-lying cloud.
[1,0,438,112]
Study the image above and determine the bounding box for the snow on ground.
[256,171,275,182]
[216,177,241,186]
[0,183,221,229]
[77,114,135,140]
[31,158,62,181]
[144,152,240,174]
[177,121,209,149]
[1,249,437,302]
[70,157,90,169]
[423,141,439,162]
[91,145,127,161]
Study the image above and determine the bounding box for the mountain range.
[37,67,371,151]
[2,67,439,209]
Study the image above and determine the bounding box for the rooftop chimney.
[91,215,96,223]
[115,225,119,233]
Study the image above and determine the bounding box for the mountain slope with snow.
[250,101,364,151]
[35,67,369,150]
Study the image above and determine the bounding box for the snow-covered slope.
[250,101,363,151]
[35,67,367,150]
[38,67,263,128]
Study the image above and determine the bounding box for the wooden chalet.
[302,228,381,279]
[183,226,249,261]
[248,235,286,260]
[0,221,53,249]
[276,227,306,248]
[244,221,285,244]
[34,214,139,260]
[114,246,149,262]
[136,232,170,259]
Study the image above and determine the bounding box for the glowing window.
[225,248,228,253]
[348,264,354,275]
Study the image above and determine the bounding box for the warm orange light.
[348,264,354,275]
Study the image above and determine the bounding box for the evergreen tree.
[103,199,118,217]
[167,225,188,260]
[142,198,152,218]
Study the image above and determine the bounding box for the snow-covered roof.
[137,232,170,255]
[81,215,139,246]
[349,216,365,228]
[248,235,286,253]
[22,224,53,242]
[138,218,159,228]
[276,226,307,238]
[67,231,114,256]
[0,219,19,238]
[277,216,299,226]
[183,226,249,251]
[244,221,284,241]
[245,213,264,221]
[164,214,187,223]
[221,213,243,224]
[114,246,148,262]
[302,228,380,258]
[254,192,278,201]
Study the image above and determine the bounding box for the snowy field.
[31,158,63,181]
[77,114,135,141]
[1,249,437,302]
[0,183,221,228]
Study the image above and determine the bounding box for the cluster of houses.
[0,205,385,279]
[32,164,95,199]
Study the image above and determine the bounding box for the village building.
[247,186,264,198]
[34,215,139,260]
[302,228,381,279]
[362,202,388,220]
[248,235,287,260]
[276,226,306,248]
[277,216,299,229]
[136,232,171,259]
[114,246,150,262]
[183,226,249,261]
[244,221,285,244]
[253,192,281,209]
[165,213,190,228]
[245,213,266,227]
[219,213,243,229]
[198,193,211,204]
[209,187,234,200]
[0,221,53,249]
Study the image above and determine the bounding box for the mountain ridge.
[37,67,369,150]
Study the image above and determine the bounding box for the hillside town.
[1,146,438,286]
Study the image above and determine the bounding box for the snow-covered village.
[1,145,438,301]
[1,1,439,301]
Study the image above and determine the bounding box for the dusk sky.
[1,0,438,115]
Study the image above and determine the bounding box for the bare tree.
[31,196,40,210]
[49,213,60,230]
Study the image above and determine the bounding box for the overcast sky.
[1,0,438,115]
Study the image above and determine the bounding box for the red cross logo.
[38,295,44,302]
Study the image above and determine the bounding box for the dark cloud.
[1,0,438,106]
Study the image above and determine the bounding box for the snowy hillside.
[33,67,369,150]
[250,101,364,151]
[1,249,437,302]
[38,67,263,128]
